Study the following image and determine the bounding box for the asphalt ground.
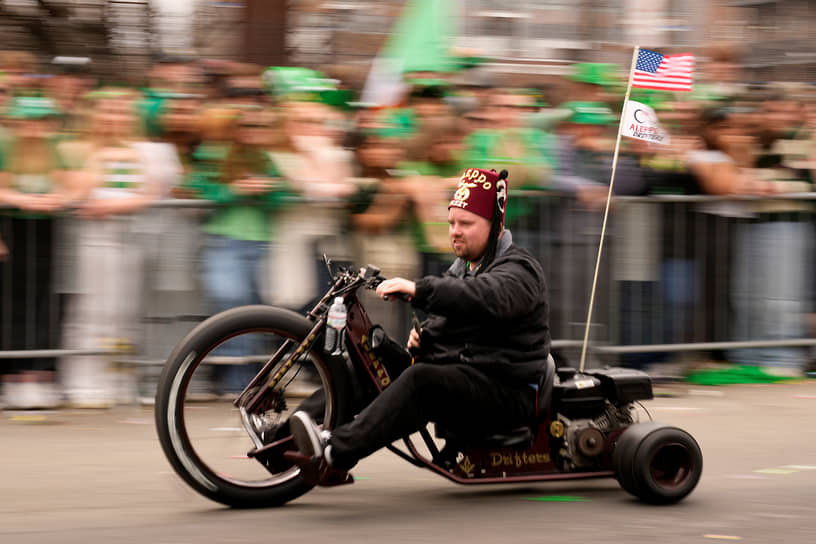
[2,380,816,544]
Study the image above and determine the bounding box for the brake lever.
[322,254,333,279]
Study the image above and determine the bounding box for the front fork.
[235,317,327,411]
[238,273,350,413]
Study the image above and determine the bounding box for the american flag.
[632,49,694,92]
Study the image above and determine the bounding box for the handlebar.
[320,259,420,343]
[362,265,413,302]
[326,261,412,302]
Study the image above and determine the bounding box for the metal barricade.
[508,191,816,368]
[2,193,815,404]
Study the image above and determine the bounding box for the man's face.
[448,207,492,262]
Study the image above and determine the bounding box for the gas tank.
[552,367,605,419]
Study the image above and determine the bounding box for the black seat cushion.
[536,354,556,420]
[436,354,556,449]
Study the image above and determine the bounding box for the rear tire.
[155,305,353,508]
[613,422,702,504]
[611,422,656,496]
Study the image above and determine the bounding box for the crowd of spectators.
[1,47,815,409]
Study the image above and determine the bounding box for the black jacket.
[411,234,550,386]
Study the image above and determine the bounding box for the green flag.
[383,0,457,74]
[360,0,458,106]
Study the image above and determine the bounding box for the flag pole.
[577,45,640,374]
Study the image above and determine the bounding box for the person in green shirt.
[462,87,556,190]
[461,87,558,251]
[185,105,288,395]
[394,119,468,276]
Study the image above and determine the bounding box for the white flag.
[360,56,407,107]
[621,100,670,145]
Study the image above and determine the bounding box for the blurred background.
[1,1,814,83]
[1,0,815,410]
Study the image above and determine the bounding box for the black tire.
[612,422,659,496]
[613,422,702,504]
[155,305,354,508]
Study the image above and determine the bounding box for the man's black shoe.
[289,411,329,458]
[288,411,353,486]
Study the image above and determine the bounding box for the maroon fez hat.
[449,168,509,228]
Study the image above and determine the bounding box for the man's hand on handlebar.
[375,277,416,302]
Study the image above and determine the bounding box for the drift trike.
[155,261,702,507]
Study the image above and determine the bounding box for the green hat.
[262,66,356,108]
[5,96,61,119]
[560,101,616,125]
[262,66,347,106]
[567,63,620,87]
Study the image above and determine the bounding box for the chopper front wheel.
[154,305,354,508]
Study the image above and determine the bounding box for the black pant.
[0,216,59,374]
[328,363,536,470]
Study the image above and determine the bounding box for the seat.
[535,353,556,419]
[437,354,556,449]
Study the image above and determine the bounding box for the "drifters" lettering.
[490,451,551,468]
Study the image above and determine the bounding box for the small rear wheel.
[611,422,655,495]
[612,422,702,504]
[155,305,353,508]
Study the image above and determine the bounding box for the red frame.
[245,270,618,485]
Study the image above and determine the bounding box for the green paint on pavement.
[524,495,589,502]
[687,364,799,385]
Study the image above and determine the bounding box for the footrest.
[283,451,355,487]
[248,436,296,474]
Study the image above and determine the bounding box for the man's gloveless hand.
[375,277,416,301]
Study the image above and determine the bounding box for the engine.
[552,402,636,470]
[549,366,652,470]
